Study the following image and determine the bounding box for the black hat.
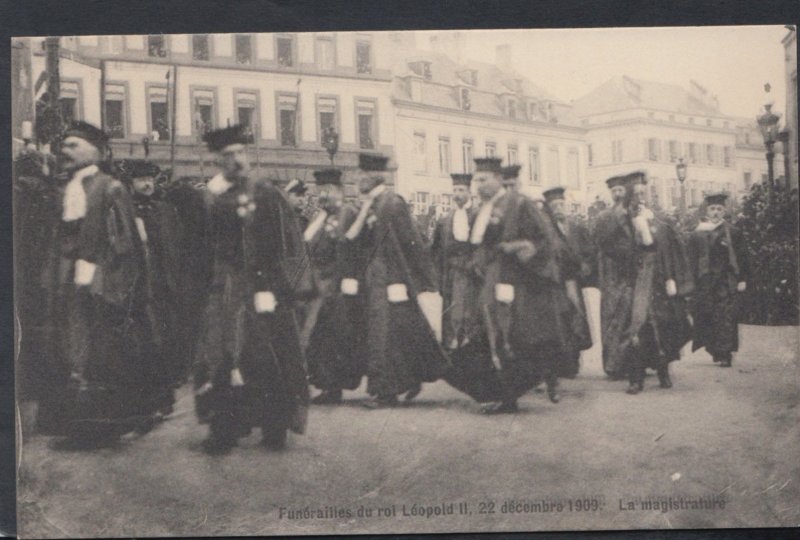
[202,124,254,152]
[450,173,472,187]
[474,157,503,173]
[501,165,521,180]
[285,179,308,195]
[606,175,627,189]
[543,186,566,202]
[704,192,728,206]
[63,121,109,150]
[115,159,161,182]
[358,153,389,172]
[624,171,648,186]
[313,168,343,187]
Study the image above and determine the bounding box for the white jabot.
[207,173,233,195]
[470,189,505,245]
[452,199,471,242]
[62,165,98,222]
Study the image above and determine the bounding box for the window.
[462,140,474,173]
[104,84,126,139]
[411,192,430,215]
[438,138,451,174]
[612,140,623,163]
[507,145,518,166]
[315,36,335,70]
[422,62,432,80]
[440,194,452,213]
[761,173,768,184]
[277,36,294,67]
[506,97,517,119]
[148,86,170,141]
[356,99,376,149]
[743,172,752,189]
[649,178,660,207]
[647,138,660,161]
[59,80,80,124]
[147,35,166,58]
[723,146,732,167]
[548,147,560,185]
[668,180,677,208]
[690,184,699,206]
[236,91,258,138]
[356,39,372,74]
[413,132,427,173]
[528,146,540,185]
[587,144,593,167]
[668,140,679,162]
[235,34,253,64]
[192,89,215,135]
[317,96,337,142]
[706,144,716,165]
[485,142,496,157]
[744,131,751,145]
[688,142,698,164]
[192,34,210,61]
[278,94,298,146]
[460,88,471,111]
[566,148,579,188]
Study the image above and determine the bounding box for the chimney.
[496,44,512,71]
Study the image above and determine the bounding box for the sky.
[412,25,791,120]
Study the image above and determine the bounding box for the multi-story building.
[386,33,587,216]
[782,25,797,189]
[734,117,784,196]
[23,32,395,193]
[574,76,741,210]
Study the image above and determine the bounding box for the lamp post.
[757,102,781,191]
[321,126,339,166]
[676,157,688,215]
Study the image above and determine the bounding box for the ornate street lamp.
[676,157,688,214]
[321,126,339,166]
[757,102,781,190]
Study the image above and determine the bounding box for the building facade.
[24,32,395,193]
[782,26,797,189]
[734,118,785,196]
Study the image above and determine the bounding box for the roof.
[572,76,724,118]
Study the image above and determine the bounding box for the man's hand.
[737,281,747,292]
[74,259,97,286]
[254,291,277,313]
[341,278,359,295]
[666,279,677,297]
[230,368,244,387]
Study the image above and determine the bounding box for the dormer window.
[457,69,478,87]
[408,61,432,80]
[459,87,471,111]
[506,96,517,119]
[423,63,432,80]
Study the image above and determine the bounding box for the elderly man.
[190,125,310,453]
[688,193,749,367]
[38,121,159,444]
[343,153,448,408]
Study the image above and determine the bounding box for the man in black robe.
[688,193,750,367]
[431,173,479,351]
[542,187,593,379]
[344,153,449,408]
[39,121,160,444]
[301,168,365,404]
[189,125,310,453]
[285,178,310,231]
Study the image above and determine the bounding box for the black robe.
[189,175,310,439]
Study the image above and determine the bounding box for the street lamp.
[676,157,688,214]
[321,126,339,166]
[757,102,781,190]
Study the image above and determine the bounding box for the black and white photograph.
[10,12,800,537]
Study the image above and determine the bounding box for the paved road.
[16,324,800,537]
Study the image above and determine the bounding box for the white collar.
[696,220,724,232]
[70,164,99,182]
[207,172,233,195]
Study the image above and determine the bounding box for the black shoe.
[481,400,519,415]
[658,369,673,389]
[404,383,422,402]
[626,382,643,395]
[202,434,236,455]
[362,395,398,410]
[546,380,561,403]
[311,390,343,405]
[262,426,287,450]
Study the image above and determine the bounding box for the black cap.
[543,186,566,202]
[705,192,728,206]
[501,165,521,180]
[358,153,389,171]
[63,121,108,150]
[474,157,503,173]
[313,169,343,187]
[202,124,254,152]
[450,173,472,187]
[285,179,308,194]
[606,175,627,189]
[115,159,161,182]
[624,171,648,186]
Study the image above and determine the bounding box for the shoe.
[546,379,561,403]
[712,356,721,363]
[404,384,422,402]
[626,382,643,395]
[362,395,398,409]
[720,360,732,368]
[202,434,236,455]
[657,369,673,389]
[311,390,343,405]
[481,400,519,415]
[261,426,287,450]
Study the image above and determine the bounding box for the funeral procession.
[11,26,799,537]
